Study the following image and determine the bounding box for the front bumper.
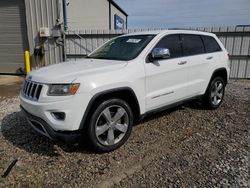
[21,106,81,143]
[20,91,92,131]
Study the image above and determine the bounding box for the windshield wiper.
[85,56,126,61]
[88,57,111,60]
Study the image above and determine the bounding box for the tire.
[203,76,225,109]
[87,98,134,152]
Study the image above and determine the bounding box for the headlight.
[47,83,80,96]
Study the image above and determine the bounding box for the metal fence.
[65,26,250,78]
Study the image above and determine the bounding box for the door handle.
[178,61,187,65]
[206,56,213,60]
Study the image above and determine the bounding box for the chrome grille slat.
[24,81,30,94]
[28,83,34,97]
[36,85,43,100]
[31,84,37,98]
[23,81,28,93]
[28,82,32,94]
[33,84,39,99]
[23,82,27,93]
[25,82,31,96]
[22,80,43,101]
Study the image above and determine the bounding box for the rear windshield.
[88,35,156,61]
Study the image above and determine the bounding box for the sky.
[114,0,250,29]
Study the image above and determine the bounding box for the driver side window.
[155,34,182,59]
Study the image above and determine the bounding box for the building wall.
[66,0,127,30]
[24,0,63,68]
[67,0,109,30]
[111,4,127,29]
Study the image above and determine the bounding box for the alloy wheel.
[211,80,224,106]
[95,105,129,146]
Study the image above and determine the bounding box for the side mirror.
[148,48,170,62]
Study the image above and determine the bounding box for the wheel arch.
[204,67,228,95]
[210,68,228,85]
[79,87,141,130]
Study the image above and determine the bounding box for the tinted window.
[181,34,205,56]
[155,34,182,58]
[202,35,221,53]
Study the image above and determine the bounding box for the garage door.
[0,0,29,74]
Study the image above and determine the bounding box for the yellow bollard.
[24,51,31,74]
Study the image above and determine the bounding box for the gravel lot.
[0,80,249,187]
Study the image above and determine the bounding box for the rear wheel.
[87,98,133,152]
[203,76,225,109]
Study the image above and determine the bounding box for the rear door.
[180,34,209,97]
[145,34,189,111]
[182,34,223,97]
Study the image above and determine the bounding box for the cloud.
[115,0,250,28]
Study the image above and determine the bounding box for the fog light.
[51,112,65,120]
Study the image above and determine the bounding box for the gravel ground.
[0,76,23,102]
[0,80,249,188]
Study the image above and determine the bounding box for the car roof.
[124,29,215,37]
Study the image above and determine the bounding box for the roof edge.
[108,0,128,16]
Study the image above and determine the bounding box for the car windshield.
[87,35,156,61]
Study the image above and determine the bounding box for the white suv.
[20,30,230,152]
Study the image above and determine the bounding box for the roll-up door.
[0,0,29,74]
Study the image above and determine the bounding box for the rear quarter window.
[202,35,222,53]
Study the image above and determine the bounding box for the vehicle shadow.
[1,111,91,156]
[136,99,206,125]
[184,99,206,110]
[1,100,206,156]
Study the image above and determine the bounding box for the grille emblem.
[27,76,32,80]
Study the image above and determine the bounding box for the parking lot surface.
[0,80,249,187]
[0,76,24,102]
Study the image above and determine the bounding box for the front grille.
[22,80,43,101]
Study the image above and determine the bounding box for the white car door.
[180,34,208,97]
[181,34,222,97]
[145,34,189,111]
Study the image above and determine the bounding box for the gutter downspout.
[109,1,111,30]
[62,0,68,31]
[126,16,128,29]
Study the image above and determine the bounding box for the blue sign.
[115,15,124,30]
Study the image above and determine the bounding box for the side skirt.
[139,95,203,121]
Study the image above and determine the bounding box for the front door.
[145,34,188,111]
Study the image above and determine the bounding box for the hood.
[28,59,127,83]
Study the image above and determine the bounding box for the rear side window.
[155,34,182,58]
[202,35,222,53]
[181,34,205,56]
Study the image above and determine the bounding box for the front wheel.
[87,98,134,152]
[203,76,225,109]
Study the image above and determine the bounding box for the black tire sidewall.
[206,77,225,109]
[87,98,134,152]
